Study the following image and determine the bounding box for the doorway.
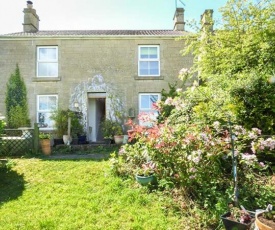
[88,93,106,142]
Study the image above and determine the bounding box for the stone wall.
[0,36,193,126]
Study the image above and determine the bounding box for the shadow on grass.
[0,169,25,206]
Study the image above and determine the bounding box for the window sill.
[134,76,164,80]
[32,77,61,82]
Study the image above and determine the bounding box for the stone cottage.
[0,1,194,142]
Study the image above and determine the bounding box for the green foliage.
[5,65,30,128]
[112,106,275,227]
[157,83,178,124]
[185,0,275,79]
[39,132,51,139]
[108,1,275,228]
[0,115,6,136]
[100,119,123,138]
[181,0,275,133]
[231,73,275,134]
[50,109,83,138]
[262,208,275,222]
[0,159,15,173]
[8,106,30,129]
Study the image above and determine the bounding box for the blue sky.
[0,0,228,34]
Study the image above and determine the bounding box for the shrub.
[101,119,123,138]
[0,114,6,136]
[112,110,275,216]
[5,64,30,128]
[231,73,275,135]
[50,109,83,138]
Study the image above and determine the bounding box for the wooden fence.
[0,124,39,156]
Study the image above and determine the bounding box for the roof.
[0,30,189,38]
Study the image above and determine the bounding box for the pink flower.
[164,97,173,105]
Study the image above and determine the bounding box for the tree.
[5,64,30,128]
[182,0,275,133]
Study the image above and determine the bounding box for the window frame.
[37,95,58,130]
[138,45,160,77]
[138,93,161,126]
[37,46,58,78]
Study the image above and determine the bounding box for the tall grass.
[0,159,188,230]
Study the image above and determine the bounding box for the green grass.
[0,158,185,230]
[52,145,120,155]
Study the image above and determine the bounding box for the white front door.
[87,93,106,142]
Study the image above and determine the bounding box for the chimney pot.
[27,1,33,8]
[23,1,39,33]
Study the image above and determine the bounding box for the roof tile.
[1,30,189,37]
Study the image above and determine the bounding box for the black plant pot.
[103,138,112,145]
[221,212,253,230]
[53,138,64,146]
[78,135,87,144]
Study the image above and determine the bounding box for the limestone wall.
[0,36,193,127]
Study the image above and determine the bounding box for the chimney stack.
[201,9,214,32]
[173,8,185,31]
[23,1,40,33]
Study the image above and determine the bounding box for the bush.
[5,65,30,128]
[100,119,123,138]
[111,100,275,227]
[51,109,83,138]
[231,73,275,135]
[0,115,6,136]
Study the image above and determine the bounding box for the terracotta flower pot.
[256,213,273,230]
[40,139,51,155]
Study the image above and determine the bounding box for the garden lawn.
[0,158,183,230]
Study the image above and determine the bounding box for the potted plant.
[101,119,124,144]
[51,109,83,146]
[39,132,51,155]
[135,161,157,186]
[256,205,275,230]
[100,119,114,144]
[221,206,254,230]
[113,122,124,144]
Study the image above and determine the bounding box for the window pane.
[38,95,57,129]
[38,112,54,128]
[150,95,158,105]
[38,63,58,77]
[140,47,158,59]
[48,96,57,110]
[139,94,160,126]
[149,61,159,75]
[39,96,48,110]
[148,47,158,58]
[139,61,149,75]
[39,48,57,61]
[141,95,150,109]
[140,47,149,59]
